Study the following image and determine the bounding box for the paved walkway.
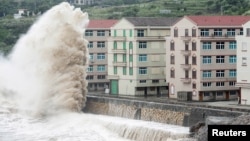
[87,92,250,112]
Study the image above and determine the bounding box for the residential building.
[68,0,95,5]
[166,16,250,101]
[236,20,250,105]
[85,19,118,91]
[107,17,179,96]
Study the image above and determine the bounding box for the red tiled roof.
[87,19,118,28]
[187,16,250,26]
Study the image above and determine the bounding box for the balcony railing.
[107,75,119,80]
[181,78,191,84]
[112,49,126,54]
[113,62,127,67]
[181,50,191,56]
[181,64,191,70]
[180,36,191,42]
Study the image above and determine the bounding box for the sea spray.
[0,2,89,116]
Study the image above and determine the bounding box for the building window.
[139,80,146,83]
[217,92,223,96]
[229,55,236,63]
[185,29,189,36]
[216,56,225,63]
[88,42,93,48]
[216,70,225,77]
[123,29,126,37]
[202,56,211,64]
[123,41,126,50]
[227,29,235,36]
[229,81,236,86]
[242,57,247,66]
[97,30,105,36]
[192,83,196,89]
[129,67,133,75]
[174,28,178,37]
[192,42,196,51]
[97,65,105,72]
[129,42,133,49]
[247,28,250,36]
[230,91,236,95]
[152,80,159,83]
[89,53,93,60]
[139,67,147,75]
[139,54,147,62]
[229,41,236,49]
[170,42,175,51]
[170,69,175,78]
[192,70,196,79]
[123,54,126,62]
[214,29,222,36]
[130,29,133,37]
[129,55,133,62]
[87,65,93,72]
[203,70,211,78]
[200,29,209,36]
[86,75,94,80]
[114,54,117,62]
[192,28,196,37]
[192,56,196,65]
[139,41,147,48]
[114,67,117,74]
[203,82,212,87]
[240,28,243,35]
[202,42,211,50]
[216,42,224,49]
[229,70,236,77]
[216,82,224,87]
[97,75,105,79]
[242,42,247,51]
[85,30,93,36]
[137,30,144,37]
[170,55,175,64]
[204,92,210,96]
[113,41,117,49]
[97,42,105,48]
[123,67,126,75]
[97,53,105,60]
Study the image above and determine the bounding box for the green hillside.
[83,0,250,19]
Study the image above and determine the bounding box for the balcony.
[180,36,191,42]
[107,75,119,80]
[113,62,127,67]
[112,36,127,41]
[181,64,191,70]
[181,50,191,56]
[112,49,126,54]
[135,36,165,41]
[181,78,191,84]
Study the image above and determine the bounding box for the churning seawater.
[0,2,194,141]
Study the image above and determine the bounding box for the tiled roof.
[187,16,250,26]
[87,19,118,28]
[125,17,180,26]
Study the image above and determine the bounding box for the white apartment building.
[85,19,117,91]
[166,16,250,101]
[236,20,250,105]
[107,17,179,96]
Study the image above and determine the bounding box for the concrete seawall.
[83,95,250,127]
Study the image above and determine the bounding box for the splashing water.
[0,2,195,141]
[0,2,89,116]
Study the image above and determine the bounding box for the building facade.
[69,0,95,5]
[107,17,179,96]
[85,19,117,91]
[236,20,250,105]
[166,16,250,101]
